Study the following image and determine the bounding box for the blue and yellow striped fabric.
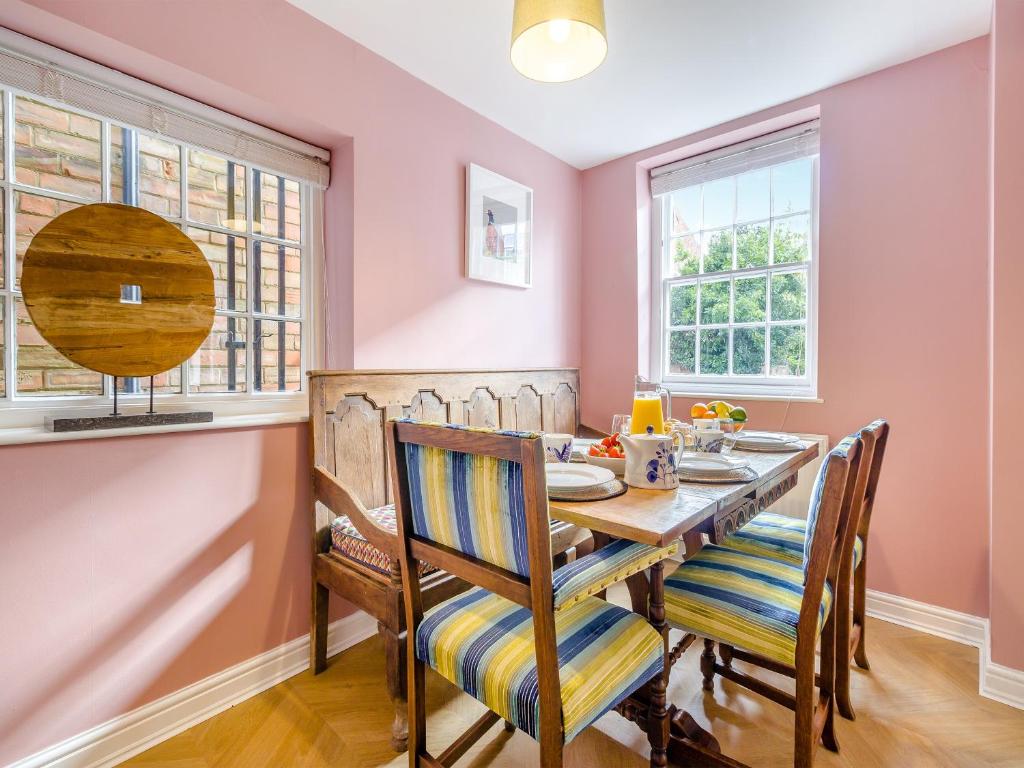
[552,539,680,610]
[416,587,663,743]
[721,512,864,571]
[802,435,857,575]
[663,545,833,666]
[401,421,537,577]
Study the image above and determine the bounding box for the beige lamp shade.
[511,0,607,83]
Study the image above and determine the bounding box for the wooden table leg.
[648,561,670,767]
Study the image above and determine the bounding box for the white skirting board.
[866,588,1024,711]
[7,612,378,768]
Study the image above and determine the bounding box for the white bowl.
[583,452,626,476]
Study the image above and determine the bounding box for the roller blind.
[0,34,330,188]
[651,120,819,197]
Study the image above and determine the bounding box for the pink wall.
[581,38,992,618]
[989,0,1024,671]
[0,425,310,762]
[0,1,582,762]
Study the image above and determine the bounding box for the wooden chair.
[386,419,679,768]
[662,436,862,768]
[308,369,590,751]
[712,420,889,720]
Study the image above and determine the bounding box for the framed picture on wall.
[465,163,533,288]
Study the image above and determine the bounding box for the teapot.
[618,426,683,490]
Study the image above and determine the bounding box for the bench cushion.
[330,504,437,577]
[552,539,680,610]
[416,587,663,743]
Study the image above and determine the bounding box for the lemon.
[714,402,732,418]
[729,406,748,422]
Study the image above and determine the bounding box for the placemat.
[677,466,760,484]
[733,441,808,453]
[548,478,628,502]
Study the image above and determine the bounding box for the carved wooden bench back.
[308,368,580,552]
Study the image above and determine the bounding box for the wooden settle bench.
[308,369,590,751]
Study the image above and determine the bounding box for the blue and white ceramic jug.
[618,426,680,490]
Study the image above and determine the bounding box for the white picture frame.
[465,163,533,288]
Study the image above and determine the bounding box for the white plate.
[677,454,750,472]
[735,431,801,446]
[545,463,615,489]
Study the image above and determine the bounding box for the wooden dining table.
[548,439,820,768]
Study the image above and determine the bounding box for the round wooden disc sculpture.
[22,203,215,378]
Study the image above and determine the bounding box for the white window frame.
[0,34,327,436]
[650,132,819,401]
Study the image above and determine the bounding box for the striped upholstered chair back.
[800,435,863,616]
[399,419,537,578]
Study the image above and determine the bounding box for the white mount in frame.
[465,163,533,288]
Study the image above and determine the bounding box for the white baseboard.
[866,588,1024,711]
[865,588,987,648]
[981,656,1024,710]
[8,612,378,768]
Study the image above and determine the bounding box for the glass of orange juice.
[630,394,665,435]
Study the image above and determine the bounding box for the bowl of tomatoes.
[585,433,626,476]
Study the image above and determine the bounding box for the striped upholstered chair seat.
[663,544,833,666]
[552,538,679,610]
[416,587,663,741]
[720,511,864,571]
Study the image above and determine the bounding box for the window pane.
[0,301,5,398]
[187,150,246,231]
[15,297,103,396]
[736,222,769,268]
[668,283,696,326]
[254,241,301,317]
[116,368,182,396]
[189,315,247,393]
[15,96,101,200]
[771,271,807,321]
[702,228,733,273]
[736,168,770,223]
[668,330,695,374]
[254,171,301,241]
[772,214,810,264]
[0,201,4,290]
[670,187,701,236]
[770,325,806,376]
[699,279,730,324]
[702,177,734,230]
[772,157,812,216]
[0,92,4,180]
[670,234,699,276]
[111,128,181,217]
[255,319,301,392]
[15,192,81,287]
[188,227,246,312]
[699,328,728,375]
[733,327,766,375]
[734,275,766,322]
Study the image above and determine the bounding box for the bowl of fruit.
[585,433,626,475]
[690,401,748,432]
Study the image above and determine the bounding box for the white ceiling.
[286,0,992,169]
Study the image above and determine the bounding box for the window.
[650,122,819,398]
[0,35,328,431]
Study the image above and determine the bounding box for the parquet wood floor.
[122,588,1024,768]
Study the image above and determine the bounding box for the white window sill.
[0,410,307,446]
[666,390,823,403]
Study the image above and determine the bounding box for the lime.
[729,406,748,422]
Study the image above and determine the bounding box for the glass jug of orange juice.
[630,375,672,435]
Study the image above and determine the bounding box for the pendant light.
[511,0,607,83]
